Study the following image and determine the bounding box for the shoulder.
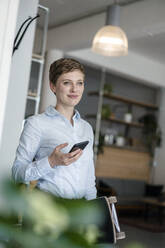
[24,112,47,133]
[26,112,45,125]
[80,118,94,134]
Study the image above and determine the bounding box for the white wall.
[66,48,165,87]
[0,0,20,147]
[0,0,39,178]
[47,12,104,52]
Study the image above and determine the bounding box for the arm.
[85,159,97,200]
[12,117,54,183]
[85,127,97,200]
[12,117,83,183]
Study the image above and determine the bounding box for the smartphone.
[69,141,89,153]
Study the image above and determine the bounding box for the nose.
[71,83,77,92]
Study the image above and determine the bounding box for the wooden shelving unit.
[87,86,157,182]
[88,91,158,110]
[86,114,144,128]
[104,144,148,153]
[108,117,144,128]
[96,146,151,181]
[25,5,49,118]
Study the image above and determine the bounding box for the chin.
[69,99,81,106]
[68,102,79,107]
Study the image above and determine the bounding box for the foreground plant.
[0,178,108,248]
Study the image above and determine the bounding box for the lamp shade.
[92,25,128,56]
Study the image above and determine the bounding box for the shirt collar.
[74,109,81,120]
[45,105,81,120]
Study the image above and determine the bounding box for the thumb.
[55,143,68,151]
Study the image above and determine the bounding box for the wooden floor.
[116,223,165,248]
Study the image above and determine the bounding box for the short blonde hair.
[49,58,85,85]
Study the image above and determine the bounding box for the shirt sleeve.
[85,126,97,200]
[12,117,54,183]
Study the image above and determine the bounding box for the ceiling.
[39,0,165,64]
[39,0,142,28]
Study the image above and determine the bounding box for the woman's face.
[50,70,84,108]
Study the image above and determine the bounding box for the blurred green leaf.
[126,242,146,248]
[0,178,104,248]
[56,198,103,227]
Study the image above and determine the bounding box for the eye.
[77,81,84,86]
[63,81,70,85]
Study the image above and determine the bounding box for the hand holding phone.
[69,141,89,153]
[49,142,84,168]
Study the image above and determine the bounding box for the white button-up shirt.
[12,105,97,200]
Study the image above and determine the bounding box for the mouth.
[67,95,79,99]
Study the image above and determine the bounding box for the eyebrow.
[62,79,84,82]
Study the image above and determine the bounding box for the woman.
[12,58,97,200]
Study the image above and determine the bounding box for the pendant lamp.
[92,4,128,56]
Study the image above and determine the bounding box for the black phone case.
[69,141,89,152]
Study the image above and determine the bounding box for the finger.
[68,150,83,162]
[62,150,82,166]
[69,154,82,164]
[65,149,82,158]
[67,149,81,158]
[55,143,68,151]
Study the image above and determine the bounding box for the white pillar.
[0,0,20,147]
[39,49,64,113]
[0,0,39,179]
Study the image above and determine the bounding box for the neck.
[55,105,74,123]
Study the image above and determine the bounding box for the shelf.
[25,4,48,119]
[32,53,44,64]
[28,92,37,97]
[88,91,158,110]
[27,95,39,101]
[86,114,144,128]
[108,117,144,128]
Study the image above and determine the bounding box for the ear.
[49,81,56,94]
